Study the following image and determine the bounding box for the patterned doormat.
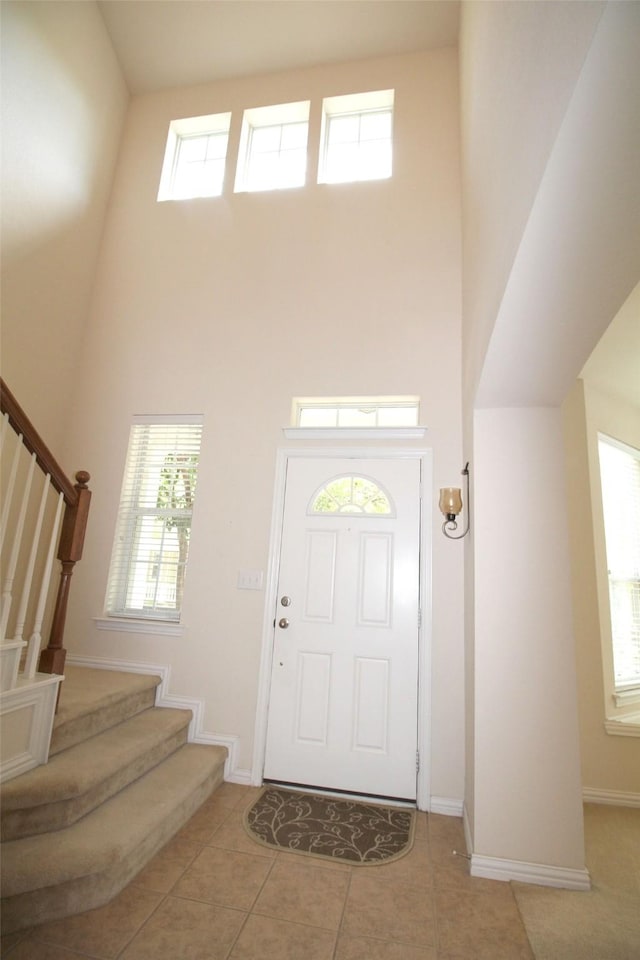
[244,787,415,865]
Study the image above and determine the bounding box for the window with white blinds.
[598,435,640,689]
[106,418,203,621]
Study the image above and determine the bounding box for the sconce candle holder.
[439,462,470,539]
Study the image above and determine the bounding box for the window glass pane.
[360,110,392,141]
[358,140,392,180]
[250,124,281,153]
[377,406,418,427]
[298,407,338,427]
[599,437,640,687]
[328,114,360,144]
[281,121,308,149]
[311,476,393,515]
[337,407,377,427]
[179,137,207,163]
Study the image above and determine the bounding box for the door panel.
[264,457,420,799]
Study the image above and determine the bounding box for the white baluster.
[25,491,64,679]
[14,471,51,646]
[0,430,23,555]
[0,452,36,640]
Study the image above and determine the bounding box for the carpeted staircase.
[0,665,227,935]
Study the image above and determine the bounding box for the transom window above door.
[293,396,420,428]
[309,475,394,516]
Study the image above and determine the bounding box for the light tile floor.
[1,784,534,960]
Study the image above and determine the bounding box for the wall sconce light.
[439,462,470,539]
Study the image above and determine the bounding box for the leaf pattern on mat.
[246,788,414,863]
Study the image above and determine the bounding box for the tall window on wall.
[106,417,203,621]
[598,435,640,696]
[318,89,394,184]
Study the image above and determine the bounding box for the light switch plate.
[237,570,264,590]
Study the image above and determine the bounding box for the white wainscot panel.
[303,530,337,622]
[358,533,392,626]
[352,657,389,753]
[294,652,331,745]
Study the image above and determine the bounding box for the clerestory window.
[158,113,231,201]
[234,101,310,193]
[318,90,394,184]
[105,418,203,621]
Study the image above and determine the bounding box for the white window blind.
[106,419,203,621]
[598,435,640,689]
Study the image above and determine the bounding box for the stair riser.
[1,760,224,934]
[49,687,157,756]
[1,724,190,841]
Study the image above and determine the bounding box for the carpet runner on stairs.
[0,666,227,935]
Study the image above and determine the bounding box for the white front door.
[263,456,421,800]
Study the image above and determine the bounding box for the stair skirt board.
[1,745,226,934]
[65,656,241,779]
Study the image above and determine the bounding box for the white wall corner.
[471,854,591,891]
[66,655,242,781]
[430,796,465,817]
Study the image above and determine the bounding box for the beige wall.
[0,1,129,454]
[62,49,466,794]
[564,379,640,797]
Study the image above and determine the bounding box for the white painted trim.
[251,444,433,810]
[613,686,640,708]
[583,787,640,807]
[94,617,183,637]
[0,673,63,782]
[471,854,591,891]
[463,802,473,853]
[65,655,241,781]
[226,767,252,785]
[430,796,465,817]
[604,713,640,737]
[283,427,428,441]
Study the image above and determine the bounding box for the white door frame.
[251,443,433,811]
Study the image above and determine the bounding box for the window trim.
[104,415,203,624]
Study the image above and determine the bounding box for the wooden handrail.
[0,380,77,504]
[0,378,91,678]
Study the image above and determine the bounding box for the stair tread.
[1,743,227,897]
[1,707,192,811]
[53,666,161,729]
[49,667,161,756]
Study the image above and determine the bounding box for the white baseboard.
[430,796,464,817]
[463,802,473,854]
[66,655,241,781]
[583,787,640,808]
[471,854,591,890]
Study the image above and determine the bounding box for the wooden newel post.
[38,471,92,676]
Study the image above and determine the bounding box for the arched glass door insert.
[309,475,395,516]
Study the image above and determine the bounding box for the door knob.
[278,618,290,629]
